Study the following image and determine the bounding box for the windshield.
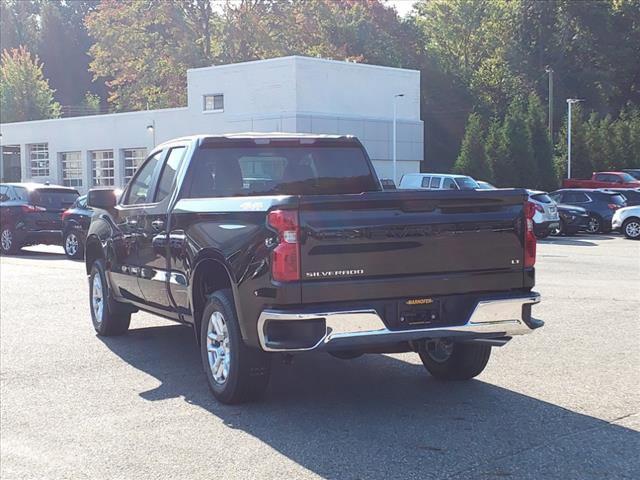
[31,189,79,210]
[619,173,638,182]
[455,177,479,190]
[186,144,380,197]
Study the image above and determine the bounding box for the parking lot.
[1,235,638,480]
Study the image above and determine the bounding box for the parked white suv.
[612,205,640,239]
[399,173,480,190]
[528,190,560,239]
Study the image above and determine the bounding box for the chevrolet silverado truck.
[562,171,640,189]
[85,133,542,404]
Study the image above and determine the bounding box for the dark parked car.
[84,133,542,404]
[62,195,93,259]
[605,188,640,206]
[550,204,589,236]
[549,189,627,233]
[0,183,79,254]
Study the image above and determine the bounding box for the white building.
[0,56,423,193]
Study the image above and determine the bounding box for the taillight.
[608,203,621,210]
[21,204,46,213]
[61,209,71,220]
[267,210,300,282]
[524,201,537,268]
[534,203,544,214]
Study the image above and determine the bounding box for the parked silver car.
[528,190,559,239]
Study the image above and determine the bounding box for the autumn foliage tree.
[0,47,61,122]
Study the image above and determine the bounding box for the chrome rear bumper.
[257,293,541,352]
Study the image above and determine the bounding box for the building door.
[1,146,21,182]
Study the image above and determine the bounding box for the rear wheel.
[550,219,564,236]
[622,218,640,239]
[419,340,491,380]
[0,226,20,255]
[89,259,131,336]
[200,289,271,404]
[64,231,84,259]
[586,215,601,234]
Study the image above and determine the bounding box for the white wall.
[0,56,423,192]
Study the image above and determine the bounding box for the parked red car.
[562,172,640,189]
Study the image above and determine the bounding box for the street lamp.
[545,67,554,138]
[566,99,583,179]
[392,93,404,185]
[146,120,156,148]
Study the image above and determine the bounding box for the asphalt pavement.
[1,234,639,479]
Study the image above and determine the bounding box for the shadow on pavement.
[99,324,639,479]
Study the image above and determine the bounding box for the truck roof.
[157,132,356,148]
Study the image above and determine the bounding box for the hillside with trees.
[1,0,639,188]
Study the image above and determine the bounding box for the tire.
[419,340,491,381]
[0,226,20,255]
[200,289,271,404]
[63,230,84,259]
[89,259,131,336]
[535,229,550,239]
[622,217,640,240]
[550,219,564,236]
[585,215,601,234]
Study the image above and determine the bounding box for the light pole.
[566,99,583,179]
[146,120,156,148]
[392,93,404,185]
[545,67,554,139]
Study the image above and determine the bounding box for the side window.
[549,193,562,203]
[13,187,28,201]
[443,178,457,189]
[594,173,606,182]
[0,186,7,201]
[421,176,431,188]
[430,176,442,189]
[124,151,163,205]
[155,147,186,202]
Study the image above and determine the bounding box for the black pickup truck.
[85,133,542,404]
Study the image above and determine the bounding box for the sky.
[385,0,418,17]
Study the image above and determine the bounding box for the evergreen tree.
[526,93,556,191]
[485,118,506,185]
[500,98,534,187]
[453,113,493,182]
[0,47,61,123]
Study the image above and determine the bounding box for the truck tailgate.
[298,189,528,302]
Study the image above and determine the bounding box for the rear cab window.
[30,189,79,210]
[420,176,431,188]
[185,141,380,198]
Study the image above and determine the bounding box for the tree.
[452,113,492,181]
[0,47,61,123]
[526,93,556,190]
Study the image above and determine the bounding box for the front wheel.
[419,340,491,380]
[200,289,271,404]
[0,226,20,255]
[622,218,640,239]
[586,215,601,234]
[64,231,84,259]
[89,259,131,336]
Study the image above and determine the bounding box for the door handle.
[151,219,165,231]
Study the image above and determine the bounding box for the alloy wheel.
[207,311,231,384]
[65,233,79,257]
[586,216,600,234]
[92,274,104,322]
[0,229,12,251]
[625,220,640,239]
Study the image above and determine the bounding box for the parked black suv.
[605,188,640,206]
[0,183,79,254]
[62,195,93,259]
[85,134,542,404]
[550,189,626,233]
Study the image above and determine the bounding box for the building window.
[203,94,224,112]
[91,150,115,186]
[28,143,49,177]
[123,148,147,185]
[60,152,83,187]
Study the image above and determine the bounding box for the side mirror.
[380,179,397,190]
[87,188,118,209]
